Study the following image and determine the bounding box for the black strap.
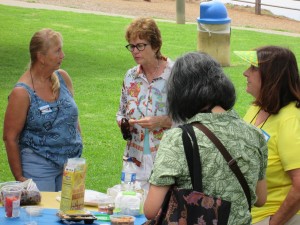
[153,124,203,225]
[180,124,202,192]
[192,122,252,211]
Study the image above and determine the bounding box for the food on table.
[98,204,115,215]
[110,215,135,225]
[57,209,97,224]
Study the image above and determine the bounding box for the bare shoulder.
[8,86,30,107]
[57,69,72,81]
[57,69,74,95]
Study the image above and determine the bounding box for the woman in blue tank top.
[3,28,83,192]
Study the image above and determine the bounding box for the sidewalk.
[1,0,300,37]
[0,0,127,17]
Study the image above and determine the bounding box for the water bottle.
[121,157,136,191]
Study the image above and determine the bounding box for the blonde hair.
[29,28,62,96]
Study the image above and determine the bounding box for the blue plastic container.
[197,1,231,24]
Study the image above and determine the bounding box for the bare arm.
[269,169,300,225]
[131,115,172,131]
[144,184,170,219]
[3,87,30,182]
[254,179,267,207]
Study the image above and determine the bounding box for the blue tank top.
[18,71,83,168]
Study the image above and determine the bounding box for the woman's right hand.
[16,176,28,182]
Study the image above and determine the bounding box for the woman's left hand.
[133,115,171,130]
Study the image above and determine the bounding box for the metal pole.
[176,0,185,24]
[255,0,261,15]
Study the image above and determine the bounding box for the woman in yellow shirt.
[235,46,300,225]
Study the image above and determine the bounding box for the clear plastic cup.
[24,206,43,225]
[1,185,22,218]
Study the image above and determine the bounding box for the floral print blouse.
[116,58,173,165]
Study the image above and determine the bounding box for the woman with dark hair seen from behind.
[116,17,173,190]
[235,46,300,225]
[3,28,83,192]
[144,51,268,224]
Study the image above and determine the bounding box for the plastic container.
[1,185,22,218]
[57,210,97,224]
[197,0,231,66]
[98,196,115,215]
[114,191,142,216]
[24,206,43,216]
[24,206,43,225]
[0,181,20,204]
[110,215,135,225]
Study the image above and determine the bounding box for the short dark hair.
[255,46,300,114]
[167,52,236,123]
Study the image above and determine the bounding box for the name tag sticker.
[261,129,270,142]
[39,105,52,114]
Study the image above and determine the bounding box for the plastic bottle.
[121,157,137,191]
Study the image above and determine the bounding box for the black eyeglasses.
[125,43,148,52]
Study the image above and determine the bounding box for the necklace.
[30,69,60,131]
[250,109,270,129]
[30,69,57,101]
[29,69,36,94]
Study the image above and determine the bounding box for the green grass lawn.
[0,4,299,193]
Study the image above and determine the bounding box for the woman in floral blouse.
[116,17,173,190]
